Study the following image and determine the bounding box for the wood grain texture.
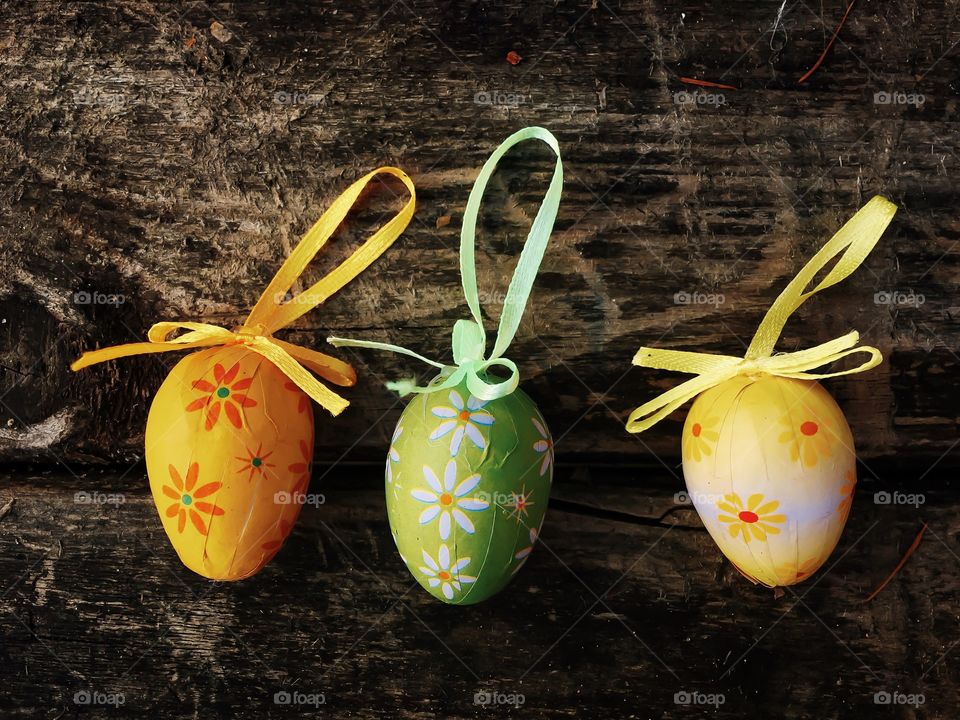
[0,467,956,718]
[0,1,958,474]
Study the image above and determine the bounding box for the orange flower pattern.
[716,493,787,542]
[683,415,720,463]
[778,410,834,468]
[837,469,855,520]
[186,362,257,430]
[235,442,276,482]
[161,462,225,535]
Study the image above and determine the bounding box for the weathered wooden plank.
[0,467,957,718]
[1,1,958,471]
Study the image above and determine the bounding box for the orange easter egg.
[681,375,855,587]
[145,345,314,580]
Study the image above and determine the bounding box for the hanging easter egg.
[71,168,416,580]
[386,377,553,604]
[330,126,565,603]
[681,375,855,587]
[145,346,314,580]
[625,196,897,587]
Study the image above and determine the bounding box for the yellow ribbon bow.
[71,167,416,416]
[626,195,897,433]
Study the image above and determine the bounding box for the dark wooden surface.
[1,1,959,470]
[2,2,960,718]
[0,466,957,719]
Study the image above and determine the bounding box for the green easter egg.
[386,376,553,604]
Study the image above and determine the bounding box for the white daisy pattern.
[419,544,476,600]
[532,416,553,477]
[385,424,403,484]
[429,390,494,456]
[411,460,490,540]
[512,526,540,575]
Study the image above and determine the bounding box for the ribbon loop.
[329,126,563,401]
[626,196,897,434]
[71,167,416,417]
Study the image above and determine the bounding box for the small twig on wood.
[549,497,706,531]
[863,522,928,603]
[798,0,857,84]
[679,77,738,91]
[0,497,14,521]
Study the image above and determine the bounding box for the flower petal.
[438,544,450,569]
[168,465,183,490]
[205,402,221,430]
[532,418,547,438]
[533,440,549,453]
[165,502,180,517]
[464,423,486,450]
[454,473,481,496]
[449,426,465,456]
[449,391,464,411]
[411,489,439,504]
[185,463,200,491]
[421,550,438,571]
[439,512,451,540]
[429,420,456,440]
[221,362,240,385]
[466,395,485,411]
[451,557,471,573]
[452,509,475,534]
[419,506,441,524]
[193,481,221,499]
[456,498,489,511]
[431,406,457,419]
[422,466,442,494]
[224,401,243,429]
[469,411,494,426]
[232,377,253,391]
[442,583,454,600]
[442,460,457,492]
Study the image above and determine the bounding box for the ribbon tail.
[773,345,883,379]
[247,338,349,416]
[326,336,447,369]
[387,366,466,397]
[70,338,221,371]
[633,346,743,375]
[626,369,738,434]
[271,338,357,387]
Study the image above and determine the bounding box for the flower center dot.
[692,423,702,437]
[438,571,450,581]
[181,494,193,506]
[439,493,453,506]
[458,411,471,421]
[800,421,818,436]
[738,510,758,523]
[252,457,262,467]
[216,387,230,398]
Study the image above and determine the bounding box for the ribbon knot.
[328,127,563,403]
[626,196,897,434]
[71,167,416,417]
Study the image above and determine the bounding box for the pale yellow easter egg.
[682,375,856,587]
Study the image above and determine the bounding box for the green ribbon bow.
[328,126,563,402]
